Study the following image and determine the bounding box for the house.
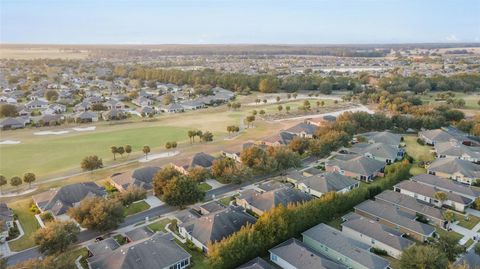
[198,201,226,215]
[455,248,480,269]
[354,200,435,242]
[180,100,206,110]
[86,238,120,258]
[284,122,318,138]
[341,142,403,164]
[25,99,49,109]
[0,203,14,242]
[162,103,185,113]
[302,223,390,269]
[411,174,480,201]
[35,114,64,126]
[103,99,125,110]
[0,117,28,129]
[88,232,191,269]
[325,153,385,181]
[124,226,154,242]
[109,166,161,193]
[434,141,480,163]
[236,187,312,216]
[269,238,346,269]
[237,257,275,269]
[259,131,296,146]
[221,150,241,162]
[341,213,415,259]
[393,180,473,212]
[419,129,456,145]
[0,96,17,104]
[32,182,106,219]
[74,111,98,123]
[172,152,216,174]
[427,158,480,185]
[102,109,126,121]
[375,190,447,227]
[357,131,403,147]
[289,172,359,198]
[137,106,155,117]
[178,206,256,252]
[133,96,154,107]
[74,102,91,112]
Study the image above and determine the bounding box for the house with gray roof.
[0,203,14,242]
[375,190,446,227]
[357,131,403,147]
[86,238,120,258]
[393,180,473,212]
[236,187,312,216]
[428,158,480,185]
[0,117,28,129]
[284,122,318,138]
[237,257,275,269]
[302,223,389,269]
[269,238,346,269]
[179,205,256,252]
[88,232,191,269]
[341,142,403,164]
[172,152,216,174]
[455,247,480,269]
[354,200,435,242]
[411,174,480,200]
[259,131,296,146]
[341,213,415,259]
[325,153,385,182]
[124,226,154,242]
[32,182,106,218]
[292,172,359,198]
[419,129,456,145]
[74,111,98,123]
[434,141,480,163]
[109,166,160,193]
[198,200,226,215]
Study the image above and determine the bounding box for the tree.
[163,177,204,208]
[245,115,255,128]
[277,105,283,112]
[125,145,132,158]
[293,93,298,99]
[0,104,18,117]
[33,220,79,254]
[142,145,151,160]
[171,141,178,148]
[44,90,59,102]
[399,245,448,269]
[201,131,214,142]
[115,185,147,206]
[288,137,309,155]
[276,96,281,102]
[240,146,267,170]
[435,191,447,205]
[23,172,36,189]
[68,197,124,231]
[434,231,465,261]
[188,130,196,143]
[188,167,209,182]
[10,176,22,191]
[251,110,257,116]
[152,166,181,196]
[285,106,290,113]
[259,110,265,115]
[443,210,455,223]
[117,146,125,158]
[258,78,278,93]
[81,155,103,171]
[110,146,118,160]
[165,142,172,150]
[0,175,6,194]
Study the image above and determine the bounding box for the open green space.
[404,135,435,163]
[435,227,463,242]
[198,182,212,192]
[218,196,236,207]
[409,165,427,176]
[123,201,150,216]
[447,210,480,230]
[147,218,172,233]
[420,92,480,110]
[8,199,40,251]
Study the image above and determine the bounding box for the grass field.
[447,210,480,230]
[198,182,212,192]
[435,227,463,242]
[8,199,40,251]
[404,135,435,162]
[147,218,172,233]
[420,92,480,110]
[123,201,150,216]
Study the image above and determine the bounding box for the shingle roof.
[284,122,318,136]
[395,180,473,205]
[326,153,385,176]
[297,172,358,194]
[190,152,215,169]
[354,200,436,236]
[0,203,13,223]
[86,238,120,257]
[375,190,444,222]
[237,257,276,269]
[435,142,480,159]
[342,215,415,251]
[261,131,296,145]
[359,131,402,147]
[240,187,312,213]
[88,232,191,269]
[347,142,399,161]
[111,166,160,191]
[428,158,480,179]
[411,174,480,199]
[125,226,154,242]
[419,129,456,143]
[269,238,346,269]
[302,224,390,269]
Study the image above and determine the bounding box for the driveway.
[144,195,164,207]
[205,179,227,190]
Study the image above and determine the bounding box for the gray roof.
[395,180,473,205]
[199,201,226,214]
[269,238,347,269]
[0,203,13,222]
[75,111,98,119]
[111,166,160,191]
[375,190,444,222]
[346,142,400,161]
[190,152,215,169]
[124,226,154,242]
[297,172,358,194]
[302,224,389,269]
[342,215,415,251]
[428,158,480,179]
[261,131,296,145]
[284,122,318,136]
[86,238,120,257]
[88,232,191,269]
[256,180,290,192]
[33,182,106,216]
[435,142,480,159]
[239,187,312,213]
[354,200,436,237]
[419,129,456,143]
[237,257,275,269]
[455,248,480,269]
[179,206,256,247]
[359,131,402,147]
[411,174,480,199]
[326,153,385,176]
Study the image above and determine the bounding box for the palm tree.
[142,145,151,160]
[435,191,447,206]
[110,146,118,160]
[117,146,125,159]
[0,175,6,194]
[125,145,132,159]
[188,130,196,143]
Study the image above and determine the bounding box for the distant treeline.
[377,73,480,93]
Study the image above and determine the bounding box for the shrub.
[29,203,41,214]
[370,247,388,256]
[40,212,54,223]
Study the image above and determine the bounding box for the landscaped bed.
[123,201,150,216]
[147,218,172,233]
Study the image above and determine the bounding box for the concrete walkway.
[144,195,164,207]
[466,208,480,218]
[0,241,11,257]
[450,221,480,245]
[205,179,227,190]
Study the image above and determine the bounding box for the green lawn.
[409,165,427,176]
[218,196,235,207]
[435,227,464,242]
[404,135,435,163]
[0,125,190,179]
[198,182,212,192]
[173,239,210,269]
[147,218,172,233]
[8,199,41,251]
[123,201,150,216]
[420,92,480,110]
[448,210,480,230]
[465,238,475,248]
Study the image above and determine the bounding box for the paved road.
[6,174,278,266]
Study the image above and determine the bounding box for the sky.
[1,0,479,44]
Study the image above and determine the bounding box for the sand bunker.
[0,140,21,145]
[33,130,70,135]
[72,126,96,132]
[138,151,180,163]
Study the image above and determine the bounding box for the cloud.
[444,34,460,42]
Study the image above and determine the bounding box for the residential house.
[124,226,154,242]
[88,232,191,269]
[133,96,154,107]
[74,111,98,123]
[288,172,359,198]
[341,213,415,259]
[0,203,14,242]
[86,238,120,258]
[237,257,275,269]
[25,99,49,109]
[284,122,318,138]
[236,187,312,216]
[162,103,185,113]
[341,142,403,164]
[325,153,385,181]
[32,182,106,219]
[411,174,480,201]
[178,206,256,252]
[74,102,91,112]
[269,238,346,269]
[102,109,126,121]
[109,166,161,193]
[393,180,473,212]
[103,99,125,110]
[419,129,456,145]
[357,131,403,147]
[259,131,296,147]
[434,141,480,163]
[0,117,28,129]
[354,200,436,242]
[172,152,216,175]
[197,201,226,215]
[455,248,480,269]
[428,158,480,185]
[302,223,390,269]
